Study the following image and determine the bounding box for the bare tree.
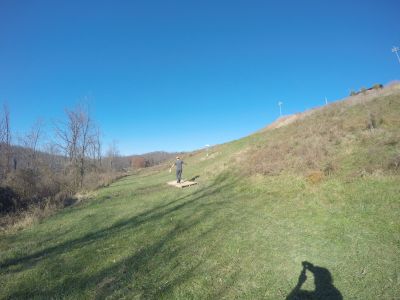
[95,126,102,166]
[0,104,12,178]
[87,124,102,166]
[105,140,119,170]
[55,104,99,188]
[20,119,43,170]
[43,142,64,172]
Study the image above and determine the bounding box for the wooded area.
[0,103,123,217]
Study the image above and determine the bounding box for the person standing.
[170,156,184,183]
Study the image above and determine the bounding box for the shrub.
[0,186,20,213]
[388,154,400,171]
[5,169,39,199]
[307,170,324,184]
[131,157,147,169]
[323,161,336,176]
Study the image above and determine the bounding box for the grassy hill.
[1,84,399,299]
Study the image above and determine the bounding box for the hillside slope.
[0,85,399,299]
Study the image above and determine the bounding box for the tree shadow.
[286,261,343,300]
[1,171,241,298]
[1,174,232,269]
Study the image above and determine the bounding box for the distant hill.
[5,144,66,172]
[5,145,182,172]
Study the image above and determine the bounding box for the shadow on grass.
[188,175,200,182]
[286,261,342,300]
[1,171,241,298]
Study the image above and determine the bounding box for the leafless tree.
[105,140,119,170]
[43,142,64,172]
[87,124,102,166]
[19,119,43,170]
[0,104,12,178]
[55,104,99,188]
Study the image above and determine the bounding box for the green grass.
[1,88,400,299]
[0,167,399,299]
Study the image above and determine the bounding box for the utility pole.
[392,46,400,64]
[278,101,283,117]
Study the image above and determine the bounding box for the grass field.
[1,87,400,299]
[1,165,399,298]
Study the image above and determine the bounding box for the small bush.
[307,170,324,184]
[388,154,400,171]
[5,169,39,199]
[323,161,336,176]
[0,198,58,233]
[0,186,20,213]
[372,83,383,90]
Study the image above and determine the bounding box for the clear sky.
[1,0,399,155]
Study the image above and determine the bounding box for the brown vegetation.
[0,103,128,230]
[0,101,179,230]
[307,170,325,184]
[245,84,400,179]
[131,156,148,169]
[128,151,184,170]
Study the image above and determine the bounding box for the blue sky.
[1,0,399,155]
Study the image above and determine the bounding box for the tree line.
[0,103,123,215]
[0,102,182,217]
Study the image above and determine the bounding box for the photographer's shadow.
[286,261,342,300]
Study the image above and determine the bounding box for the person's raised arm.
[286,267,307,299]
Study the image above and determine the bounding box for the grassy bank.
[0,167,399,299]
